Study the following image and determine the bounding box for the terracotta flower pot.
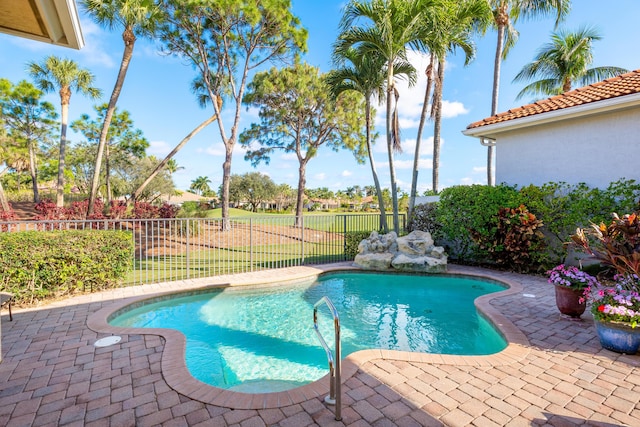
[554,285,586,318]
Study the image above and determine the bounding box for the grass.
[179,208,396,233]
[124,241,346,285]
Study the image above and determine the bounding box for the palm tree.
[513,26,628,99]
[336,0,428,233]
[408,0,490,216]
[328,46,415,233]
[82,0,162,216]
[165,159,183,176]
[190,176,211,196]
[427,0,489,194]
[28,56,101,207]
[486,0,571,186]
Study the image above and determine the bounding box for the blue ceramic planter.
[594,319,640,354]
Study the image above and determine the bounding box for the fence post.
[300,215,305,265]
[250,218,254,272]
[185,219,190,279]
[343,215,348,261]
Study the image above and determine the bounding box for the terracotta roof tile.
[467,69,640,129]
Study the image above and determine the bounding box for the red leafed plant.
[471,204,545,272]
[571,211,640,280]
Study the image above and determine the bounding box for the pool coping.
[86,263,530,410]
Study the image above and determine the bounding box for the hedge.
[410,179,640,272]
[0,230,133,305]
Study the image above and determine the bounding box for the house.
[463,70,640,189]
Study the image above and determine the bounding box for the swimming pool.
[109,272,507,393]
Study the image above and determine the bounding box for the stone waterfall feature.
[353,230,447,273]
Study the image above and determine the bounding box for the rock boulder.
[354,230,447,273]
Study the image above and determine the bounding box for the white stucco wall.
[495,108,640,188]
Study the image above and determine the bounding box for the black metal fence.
[1,213,405,286]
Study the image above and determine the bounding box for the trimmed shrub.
[408,202,440,235]
[344,231,372,260]
[0,230,133,305]
[431,184,520,262]
[470,204,545,272]
[415,179,640,269]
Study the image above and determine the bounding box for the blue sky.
[1,0,638,195]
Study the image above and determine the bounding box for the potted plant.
[547,264,598,318]
[571,211,640,353]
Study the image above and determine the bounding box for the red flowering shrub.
[132,202,160,219]
[109,201,128,219]
[159,203,179,219]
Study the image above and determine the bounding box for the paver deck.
[1,263,639,426]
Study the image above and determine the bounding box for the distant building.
[463,70,640,188]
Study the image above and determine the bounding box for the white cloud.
[314,172,326,181]
[76,19,116,68]
[472,166,487,174]
[281,152,298,161]
[201,141,248,157]
[341,170,352,177]
[394,158,433,170]
[459,176,484,186]
[147,140,172,157]
[203,145,225,156]
[441,100,469,118]
[401,137,435,157]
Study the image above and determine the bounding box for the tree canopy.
[240,62,366,222]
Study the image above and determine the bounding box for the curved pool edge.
[86,263,531,410]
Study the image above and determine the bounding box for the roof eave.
[462,92,640,139]
[2,0,85,50]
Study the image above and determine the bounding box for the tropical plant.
[27,56,102,207]
[423,0,489,194]
[336,0,427,233]
[328,46,402,232]
[81,0,163,216]
[470,204,545,272]
[485,0,571,186]
[571,211,640,279]
[190,176,212,196]
[240,62,366,225]
[156,0,307,230]
[513,26,628,100]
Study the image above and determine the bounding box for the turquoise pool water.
[110,272,507,392]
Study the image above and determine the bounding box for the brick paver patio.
[1,263,639,426]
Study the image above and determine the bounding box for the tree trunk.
[0,168,10,212]
[28,141,39,203]
[221,143,233,231]
[294,161,307,227]
[57,101,69,207]
[130,114,217,203]
[105,143,111,206]
[386,69,400,233]
[488,22,506,187]
[88,27,136,217]
[432,61,444,194]
[408,59,434,227]
[365,99,388,233]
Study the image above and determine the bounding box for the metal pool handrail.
[313,296,342,421]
